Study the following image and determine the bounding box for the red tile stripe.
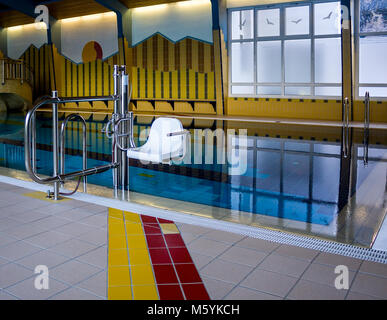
[141,214,210,300]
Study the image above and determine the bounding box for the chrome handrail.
[60,114,88,192]
[25,65,133,199]
[25,94,118,186]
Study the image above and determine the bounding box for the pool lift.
[25,65,189,200]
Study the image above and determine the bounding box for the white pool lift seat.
[127,117,189,164]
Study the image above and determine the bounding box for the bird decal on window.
[266,18,274,25]
[240,19,246,29]
[323,11,333,20]
[291,18,302,24]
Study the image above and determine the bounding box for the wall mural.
[60,12,119,64]
[131,0,213,46]
[7,23,48,60]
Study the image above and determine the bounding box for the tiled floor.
[0,181,387,300]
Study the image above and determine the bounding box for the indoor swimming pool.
[0,112,386,247]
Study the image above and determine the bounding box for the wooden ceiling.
[0,0,193,28]
[119,0,189,9]
[0,10,34,28]
[46,0,110,20]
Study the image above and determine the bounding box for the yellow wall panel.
[90,62,96,96]
[189,69,195,100]
[155,70,161,99]
[171,70,178,99]
[139,68,146,98]
[155,101,173,112]
[198,73,205,100]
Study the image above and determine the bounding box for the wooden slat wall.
[131,35,215,101]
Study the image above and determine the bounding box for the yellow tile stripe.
[107,208,159,300]
[22,191,70,203]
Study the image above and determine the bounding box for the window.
[357,0,387,98]
[229,1,342,98]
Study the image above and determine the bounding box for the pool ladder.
[342,93,370,164]
[342,97,350,158]
[363,91,370,166]
[25,65,134,200]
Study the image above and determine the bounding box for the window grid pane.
[358,0,387,98]
[230,1,344,98]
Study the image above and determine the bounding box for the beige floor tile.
[287,280,347,300]
[0,290,18,300]
[0,263,32,288]
[177,224,213,236]
[0,232,18,247]
[313,252,362,271]
[15,250,70,270]
[350,273,387,299]
[57,208,96,221]
[40,204,73,215]
[53,222,97,237]
[17,199,53,210]
[201,276,235,300]
[3,224,47,240]
[76,270,107,298]
[24,231,74,249]
[49,287,103,300]
[203,230,245,244]
[11,210,50,223]
[76,229,107,246]
[302,263,356,288]
[200,259,253,284]
[0,257,8,266]
[5,277,69,300]
[0,241,42,261]
[190,252,214,270]
[79,214,107,228]
[359,260,387,278]
[274,244,319,261]
[32,216,71,230]
[225,286,282,300]
[240,269,297,297]
[179,231,199,245]
[235,237,280,253]
[187,238,231,257]
[78,203,107,213]
[50,260,101,285]
[218,246,267,267]
[0,218,21,232]
[258,253,310,278]
[76,246,107,269]
[346,291,381,300]
[48,239,97,259]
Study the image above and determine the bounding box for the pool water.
[0,112,386,231]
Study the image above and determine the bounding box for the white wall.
[60,12,118,64]
[131,0,213,45]
[7,23,47,59]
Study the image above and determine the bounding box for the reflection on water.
[0,112,386,247]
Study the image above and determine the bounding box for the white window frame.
[354,0,387,101]
[228,0,342,99]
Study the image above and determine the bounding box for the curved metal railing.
[25,65,132,200]
[0,58,33,86]
[24,94,119,192]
